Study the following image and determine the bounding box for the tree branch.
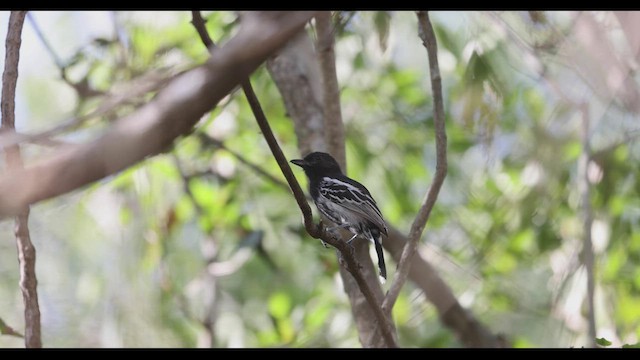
[267,31,326,156]
[0,11,314,218]
[315,11,346,169]
[191,11,216,50]
[197,133,294,193]
[0,67,178,151]
[382,10,448,314]
[28,12,104,99]
[1,10,42,348]
[191,11,397,348]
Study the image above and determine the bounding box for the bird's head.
[290,152,343,177]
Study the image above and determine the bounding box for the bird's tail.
[373,237,387,280]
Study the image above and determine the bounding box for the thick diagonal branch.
[0,11,314,218]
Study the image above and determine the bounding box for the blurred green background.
[0,11,639,348]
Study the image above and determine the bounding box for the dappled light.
[1,11,639,348]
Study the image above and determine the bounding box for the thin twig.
[1,10,42,348]
[578,103,597,347]
[382,11,448,314]
[266,32,327,156]
[27,13,64,69]
[191,11,216,50]
[2,131,69,148]
[240,80,321,233]
[0,317,24,338]
[315,11,346,169]
[28,12,104,98]
[191,11,398,348]
[197,133,293,193]
[0,69,175,151]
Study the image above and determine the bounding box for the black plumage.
[291,152,388,279]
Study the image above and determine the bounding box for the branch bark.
[0,11,314,218]
[315,12,397,347]
[1,10,42,348]
[382,10,448,314]
[315,11,346,169]
[267,31,326,156]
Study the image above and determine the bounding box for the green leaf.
[596,337,612,346]
[392,291,410,324]
[276,318,295,343]
[513,337,536,348]
[509,228,535,254]
[268,292,291,320]
[622,343,640,348]
[305,302,331,331]
[617,294,640,322]
[523,88,545,120]
[602,246,627,281]
[188,178,217,212]
[563,141,582,162]
[492,252,517,274]
[174,196,195,222]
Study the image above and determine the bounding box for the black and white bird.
[290,152,388,279]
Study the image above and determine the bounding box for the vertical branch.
[382,11,448,313]
[316,11,396,347]
[1,10,42,348]
[267,31,327,156]
[578,103,597,347]
[315,11,346,170]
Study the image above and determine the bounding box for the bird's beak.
[290,159,306,168]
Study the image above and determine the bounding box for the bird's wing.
[320,177,388,235]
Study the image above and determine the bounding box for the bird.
[290,151,388,279]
